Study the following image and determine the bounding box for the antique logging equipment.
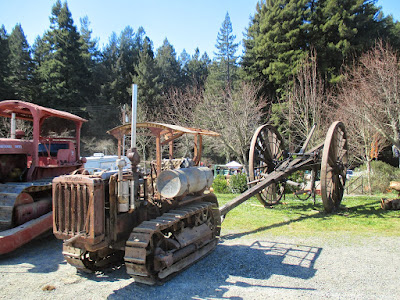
[51,93,347,284]
[221,121,348,217]
[52,121,221,285]
[52,120,347,285]
[0,100,86,254]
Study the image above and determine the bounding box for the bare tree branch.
[279,49,329,152]
[195,82,266,169]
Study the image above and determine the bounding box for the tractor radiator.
[52,175,105,245]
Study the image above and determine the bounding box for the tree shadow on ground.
[223,197,396,241]
[108,239,322,300]
[284,197,389,217]
[340,201,393,218]
[223,208,329,241]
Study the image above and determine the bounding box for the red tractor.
[0,100,86,254]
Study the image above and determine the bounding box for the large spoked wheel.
[249,124,286,206]
[320,121,348,213]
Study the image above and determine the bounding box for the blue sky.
[0,0,399,59]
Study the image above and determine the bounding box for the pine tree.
[310,0,393,83]
[242,0,398,96]
[155,39,181,93]
[113,26,138,105]
[7,24,34,100]
[79,16,100,73]
[35,0,90,109]
[181,48,210,90]
[179,49,190,84]
[31,35,49,101]
[0,25,12,99]
[214,12,239,89]
[242,0,309,97]
[100,26,146,107]
[133,38,162,113]
[179,49,190,69]
[31,36,47,67]
[100,32,119,104]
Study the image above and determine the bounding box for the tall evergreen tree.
[181,48,210,90]
[101,26,146,107]
[214,12,239,89]
[31,36,47,68]
[179,49,190,85]
[113,26,137,105]
[79,16,100,73]
[31,35,49,100]
[241,1,264,85]
[100,32,120,104]
[310,0,391,83]
[242,0,398,96]
[7,24,34,100]
[0,26,11,99]
[205,61,226,92]
[383,15,400,50]
[179,49,191,71]
[242,0,309,97]
[155,38,181,93]
[133,38,162,113]
[78,16,114,138]
[35,0,90,110]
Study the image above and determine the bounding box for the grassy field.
[216,192,400,238]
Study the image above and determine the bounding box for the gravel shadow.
[0,232,64,273]
[108,239,322,300]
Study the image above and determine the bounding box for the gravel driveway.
[0,231,399,299]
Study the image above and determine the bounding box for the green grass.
[216,193,400,238]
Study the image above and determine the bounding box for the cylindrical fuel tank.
[156,167,214,198]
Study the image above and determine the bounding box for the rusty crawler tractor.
[0,100,86,255]
[52,120,347,285]
[53,122,221,285]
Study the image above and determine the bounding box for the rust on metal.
[235,121,347,216]
[0,99,87,255]
[51,114,348,286]
[107,122,220,171]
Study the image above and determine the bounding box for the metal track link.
[0,180,52,230]
[124,201,221,285]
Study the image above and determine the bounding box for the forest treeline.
[0,0,399,164]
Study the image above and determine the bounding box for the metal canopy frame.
[108,122,220,174]
[0,100,87,180]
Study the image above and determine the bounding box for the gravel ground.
[0,231,399,300]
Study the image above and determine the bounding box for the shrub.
[353,161,400,193]
[212,174,230,193]
[229,173,248,193]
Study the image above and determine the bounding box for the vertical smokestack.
[11,113,16,139]
[131,84,138,148]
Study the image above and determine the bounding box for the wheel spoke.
[320,122,348,213]
[249,124,285,206]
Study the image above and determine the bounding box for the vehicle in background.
[84,153,131,174]
[0,100,86,255]
[346,169,354,180]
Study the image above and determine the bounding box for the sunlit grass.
[216,193,400,238]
